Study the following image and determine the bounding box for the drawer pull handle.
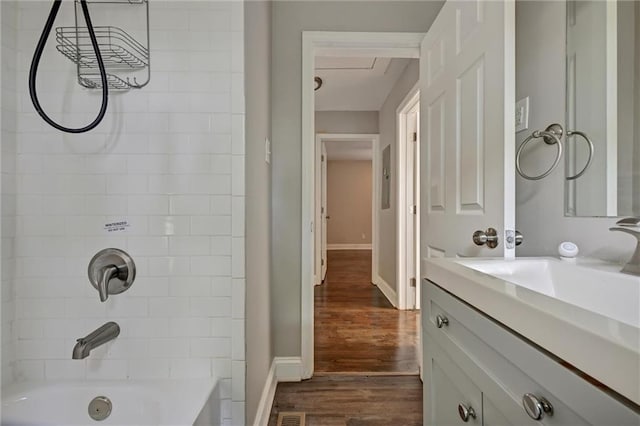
[457,403,476,422]
[436,315,449,328]
[522,393,554,420]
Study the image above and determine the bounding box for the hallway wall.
[315,111,378,134]
[376,59,419,292]
[326,160,372,246]
[245,0,273,424]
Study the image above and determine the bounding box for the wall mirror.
[565,0,640,217]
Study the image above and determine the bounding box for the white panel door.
[420,0,515,259]
[321,142,328,280]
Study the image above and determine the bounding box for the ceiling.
[314,56,413,111]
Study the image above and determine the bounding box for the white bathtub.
[1,379,220,426]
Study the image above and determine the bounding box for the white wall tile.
[210,318,232,337]
[231,238,244,278]
[127,359,170,379]
[45,360,86,380]
[210,236,232,256]
[148,216,191,236]
[168,276,211,297]
[231,320,244,361]
[190,297,231,318]
[169,236,210,256]
[169,318,210,337]
[128,236,169,256]
[149,297,190,317]
[128,196,169,216]
[86,360,128,380]
[190,256,231,276]
[169,195,210,215]
[9,2,245,407]
[232,279,245,320]
[190,337,231,358]
[191,216,231,235]
[149,338,190,359]
[231,360,245,400]
[14,360,44,381]
[170,358,211,379]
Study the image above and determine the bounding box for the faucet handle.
[88,249,136,302]
[615,217,640,227]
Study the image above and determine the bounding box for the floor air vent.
[276,412,306,426]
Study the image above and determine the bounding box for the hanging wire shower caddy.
[55,0,150,90]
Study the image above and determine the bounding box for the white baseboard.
[253,357,303,426]
[327,244,372,250]
[274,356,303,382]
[374,274,398,308]
[253,361,277,426]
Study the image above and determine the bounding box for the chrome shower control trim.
[88,248,135,302]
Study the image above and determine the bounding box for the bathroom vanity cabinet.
[422,280,639,425]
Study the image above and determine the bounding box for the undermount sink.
[455,257,640,328]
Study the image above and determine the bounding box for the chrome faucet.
[609,217,640,276]
[72,322,120,359]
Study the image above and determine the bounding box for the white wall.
[1,0,18,386]
[7,2,245,424]
[271,0,443,357]
[315,111,378,134]
[244,1,272,424]
[377,59,418,291]
[516,1,635,262]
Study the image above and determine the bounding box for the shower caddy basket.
[55,0,150,90]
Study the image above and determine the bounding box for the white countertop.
[423,257,640,406]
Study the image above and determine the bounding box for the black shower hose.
[29,0,108,133]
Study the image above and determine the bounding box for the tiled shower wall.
[8,1,245,424]
[1,0,18,387]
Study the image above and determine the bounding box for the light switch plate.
[265,138,271,164]
[515,97,529,133]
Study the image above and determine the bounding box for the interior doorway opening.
[308,36,424,377]
[314,134,379,286]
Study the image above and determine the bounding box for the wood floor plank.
[267,376,423,426]
[314,250,419,373]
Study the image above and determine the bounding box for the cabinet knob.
[436,314,449,328]
[522,393,554,420]
[458,403,476,422]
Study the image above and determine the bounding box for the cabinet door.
[424,339,482,425]
[482,395,512,426]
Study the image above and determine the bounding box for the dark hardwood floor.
[267,250,422,425]
[314,250,419,374]
[266,375,423,426]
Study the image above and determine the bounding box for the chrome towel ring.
[565,130,594,180]
[516,124,563,180]
[516,123,594,181]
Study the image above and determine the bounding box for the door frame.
[301,31,425,379]
[396,86,420,310]
[314,133,380,286]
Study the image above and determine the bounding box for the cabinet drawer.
[422,279,639,425]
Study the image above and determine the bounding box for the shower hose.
[29,0,108,133]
